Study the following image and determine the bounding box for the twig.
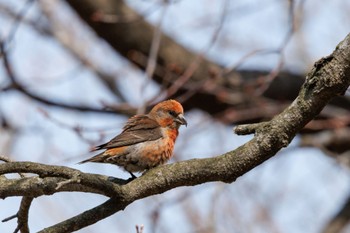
[15,197,33,233]
[0,41,134,115]
[234,122,267,135]
[0,156,33,233]
[91,4,159,24]
[0,155,25,178]
[146,0,229,105]
[135,224,144,233]
[1,0,35,56]
[0,155,13,163]
[138,1,169,114]
[2,214,17,222]
[224,0,299,97]
[38,0,128,102]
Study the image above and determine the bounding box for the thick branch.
[38,197,126,233]
[0,176,105,198]
[0,162,126,198]
[0,40,135,116]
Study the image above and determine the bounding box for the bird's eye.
[168,110,177,117]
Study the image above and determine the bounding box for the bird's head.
[149,99,187,129]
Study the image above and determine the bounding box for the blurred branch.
[1,32,349,232]
[225,0,298,96]
[135,224,144,233]
[0,41,135,115]
[0,1,127,102]
[38,0,128,102]
[150,0,229,105]
[322,193,350,233]
[0,0,35,54]
[0,2,49,36]
[300,128,350,156]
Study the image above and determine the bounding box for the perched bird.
[79,99,187,178]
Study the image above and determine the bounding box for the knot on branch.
[55,171,81,190]
[235,120,292,153]
[234,122,267,135]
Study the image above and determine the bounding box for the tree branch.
[15,196,33,233]
[38,197,126,233]
[0,41,135,116]
[0,162,127,198]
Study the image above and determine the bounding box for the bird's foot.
[128,172,137,180]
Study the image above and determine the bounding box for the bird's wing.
[93,115,162,150]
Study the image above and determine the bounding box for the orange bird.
[79,100,187,178]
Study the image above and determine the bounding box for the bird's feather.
[92,115,162,150]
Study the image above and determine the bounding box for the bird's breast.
[130,135,175,168]
[162,127,179,143]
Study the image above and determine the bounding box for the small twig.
[139,1,169,114]
[202,0,229,53]
[164,55,203,99]
[2,214,17,222]
[1,0,35,57]
[0,155,25,178]
[224,0,298,98]
[224,48,280,74]
[234,122,267,135]
[15,197,33,233]
[2,198,33,233]
[0,40,131,115]
[91,4,159,24]
[145,0,229,105]
[0,156,32,233]
[149,189,194,232]
[135,224,144,233]
[0,155,12,163]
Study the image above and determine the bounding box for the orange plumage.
[79,100,187,178]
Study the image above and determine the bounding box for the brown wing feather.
[93,115,162,150]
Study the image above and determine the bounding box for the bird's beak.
[175,113,187,127]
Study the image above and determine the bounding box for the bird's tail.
[90,143,107,152]
[77,152,107,164]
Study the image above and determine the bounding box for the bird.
[79,99,187,179]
